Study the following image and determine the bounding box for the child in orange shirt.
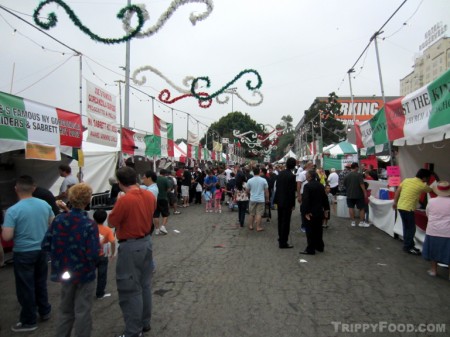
[93,209,116,299]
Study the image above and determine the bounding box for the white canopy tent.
[273,150,297,164]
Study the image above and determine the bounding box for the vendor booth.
[322,141,358,170]
[355,68,450,248]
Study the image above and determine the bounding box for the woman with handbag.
[233,180,249,227]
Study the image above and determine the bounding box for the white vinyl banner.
[86,80,118,147]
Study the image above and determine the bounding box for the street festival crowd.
[1,160,450,336]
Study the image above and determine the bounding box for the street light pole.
[227,87,237,112]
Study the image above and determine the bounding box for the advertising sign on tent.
[356,68,450,148]
[0,91,82,158]
[86,80,118,147]
[386,69,450,145]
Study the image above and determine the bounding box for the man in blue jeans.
[2,175,54,332]
[393,168,432,255]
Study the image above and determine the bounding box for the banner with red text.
[86,80,118,147]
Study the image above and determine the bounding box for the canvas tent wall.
[322,141,358,170]
[396,139,450,182]
[49,149,119,197]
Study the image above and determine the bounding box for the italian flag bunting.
[355,107,388,148]
[386,69,450,144]
[121,128,146,156]
[356,68,450,147]
[146,115,174,157]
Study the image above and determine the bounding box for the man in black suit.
[273,157,296,249]
[300,170,330,255]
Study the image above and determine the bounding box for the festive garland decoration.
[33,0,145,44]
[233,122,286,150]
[232,129,258,145]
[158,89,212,108]
[122,0,214,38]
[132,66,263,108]
[132,65,189,92]
[215,89,264,107]
[132,66,207,106]
[251,143,277,156]
[190,69,263,101]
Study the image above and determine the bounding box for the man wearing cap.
[393,168,432,255]
[327,168,339,196]
[343,162,368,227]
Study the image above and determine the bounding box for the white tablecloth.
[368,196,424,249]
[336,195,348,218]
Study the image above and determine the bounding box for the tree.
[278,115,294,132]
[200,111,262,158]
[302,92,346,147]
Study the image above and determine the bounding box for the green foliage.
[273,132,295,161]
[201,111,262,157]
[303,92,346,146]
[278,115,294,132]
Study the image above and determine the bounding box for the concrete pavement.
[1,203,449,337]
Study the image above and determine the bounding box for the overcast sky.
[1,0,449,140]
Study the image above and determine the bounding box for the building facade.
[293,96,399,159]
[400,36,450,96]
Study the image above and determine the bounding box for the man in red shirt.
[109,167,156,337]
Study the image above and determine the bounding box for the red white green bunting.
[356,69,450,148]
[0,91,82,158]
[121,128,147,156]
[145,115,174,157]
[386,68,450,145]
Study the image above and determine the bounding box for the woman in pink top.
[423,181,450,280]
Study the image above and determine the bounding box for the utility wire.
[14,55,76,95]
[0,5,81,55]
[0,4,213,132]
[348,0,408,73]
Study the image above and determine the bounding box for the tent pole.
[347,68,359,168]
[372,32,394,166]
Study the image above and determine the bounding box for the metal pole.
[348,69,356,137]
[151,97,156,172]
[319,112,323,153]
[79,55,82,115]
[124,0,131,128]
[347,68,360,167]
[373,32,394,166]
[231,92,234,112]
[10,62,15,93]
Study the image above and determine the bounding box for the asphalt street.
[1,203,449,337]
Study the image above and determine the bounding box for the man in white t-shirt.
[327,168,339,195]
[224,166,232,182]
[56,164,78,203]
